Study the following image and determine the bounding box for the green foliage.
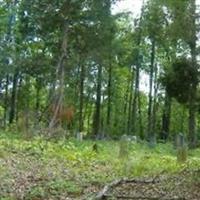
[25,179,82,199]
[143,0,166,41]
[1,134,200,198]
[162,58,198,104]
[48,179,82,194]
[25,186,46,199]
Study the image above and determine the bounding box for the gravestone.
[176,133,187,163]
[76,132,83,141]
[118,135,130,159]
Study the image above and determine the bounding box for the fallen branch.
[102,194,186,200]
[95,178,159,200]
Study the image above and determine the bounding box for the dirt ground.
[95,169,200,200]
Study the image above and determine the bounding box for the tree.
[142,0,166,144]
[160,0,199,147]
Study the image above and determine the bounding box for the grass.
[0,132,200,199]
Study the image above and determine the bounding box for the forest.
[0,0,200,199]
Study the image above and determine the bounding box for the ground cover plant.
[1,132,200,199]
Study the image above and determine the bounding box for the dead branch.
[95,178,160,200]
[102,194,186,200]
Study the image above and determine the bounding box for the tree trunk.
[24,76,31,134]
[132,60,140,135]
[79,63,85,133]
[161,92,171,141]
[131,2,144,137]
[127,66,134,135]
[87,103,93,135]
[188,0,197,148]
[7,0,18,125]
[49,58,65,129]
[188,84,197,148]
[152,63,158,134]
[147,38,155,144]
[106,59,112,134]
[123,77,130,133]
[93,64,102,137]
[35,85,40,114]
[138,90,144,139]
[35,78,42,125]
[9,71,18,124]
[49,22,68,130]
[4,75,9,127]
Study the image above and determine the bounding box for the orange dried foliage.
[50,104,75,125]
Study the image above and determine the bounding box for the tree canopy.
[0,0,200,147]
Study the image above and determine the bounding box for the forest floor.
[96,170,200,199]
[0,133,200,200]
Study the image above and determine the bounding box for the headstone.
[120,134,137,142]
[148,135,156,148]
[177,133,184,146]
[129,135,137,142]
[119,135,130,159]
[76,132,83,141]
[176,133,187,163]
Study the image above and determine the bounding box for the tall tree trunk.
[23,76,31,134]
[49,22,68,130]
[180,106,186,133]
[147,38,155,143]
[131,0,144,137]
[93,64,102,137]
[35,78,42,125]
[79,63,85,133]
[35,85,40,114]
[3,75,9,127]
[106,59,112,134]
[152,63,158,134]
[161,92,171,141]
[9,71,18,124]
[188,67,197,148]
[188,52,197,148]
[7,0,18,124]
[127,66,134,135]
[138,90,144,139]
[49,58,65,129]
[188,0,197,148]
[132,59,140,135]
[15,75,22,123]
[86,102,93,135]
[6,0,18,125]
[123,77,130,133]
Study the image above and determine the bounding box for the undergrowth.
[0,132,200,199]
